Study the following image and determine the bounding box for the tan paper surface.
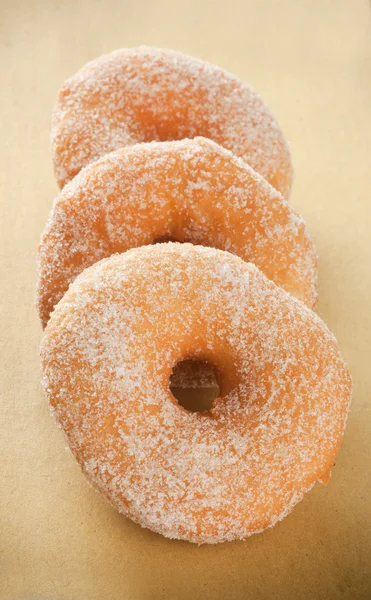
[1,1,370,598]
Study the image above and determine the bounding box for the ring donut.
[37,137,316,329]
[52,46,293,196]
[40,243,352,544]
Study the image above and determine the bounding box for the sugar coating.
[40,244,352,544]
[37,137,316,329]
[52,46,293,196]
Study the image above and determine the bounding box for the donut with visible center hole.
[52,46,293,196]
[40,244,351,544]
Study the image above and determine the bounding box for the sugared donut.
[40,244,352,544]
[52,46,293,196]
[37,137,316,329]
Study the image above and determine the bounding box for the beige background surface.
[1,1,371,598]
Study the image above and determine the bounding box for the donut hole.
[170,359,220,413]
[153,235,180,244]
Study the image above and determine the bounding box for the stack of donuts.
[38,47,352,544]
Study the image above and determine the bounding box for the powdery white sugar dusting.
[37,137,317,329]
[51,46,293,196]
[40,244,352,544]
